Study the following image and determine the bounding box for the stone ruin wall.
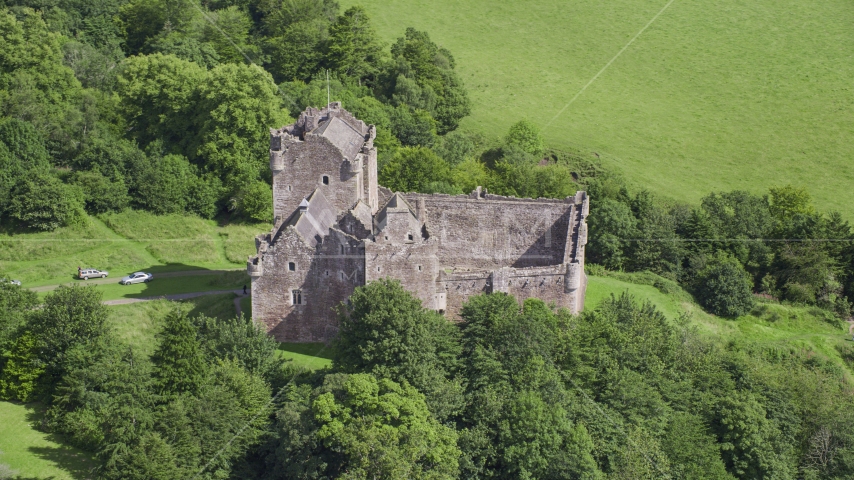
[250,227,366,342]
[439,265,571,319]
[402,193,576,270]
[364,241,439,311]
[271,137,363,221]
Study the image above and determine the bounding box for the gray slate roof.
[285,189,336,247]
[312,116,365,160]
[376,193,418,226]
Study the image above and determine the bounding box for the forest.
[1,0,854,478]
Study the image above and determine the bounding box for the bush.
[694,254,754,317]
[379,146,451,193]
[505,119,544,157]
[70,169,131,214]
[8,172,84,231]
[236,181,273,223]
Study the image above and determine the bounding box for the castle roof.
[376,193,418,226]
[284,189,336,247]
[311,116,365,161]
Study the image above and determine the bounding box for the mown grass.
[344,0,854,217]
[0,211,269,286]
[39,274,248,301]
[277,343,333,370]
[108,294,241,357]
[0,401,94,479]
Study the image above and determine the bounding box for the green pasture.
[0,211,269,287]
[588,272,854,376]
[344,0,854,216]
[0,401,94,479]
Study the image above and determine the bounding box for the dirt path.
[103,289,246,306]
[30,269,244,292]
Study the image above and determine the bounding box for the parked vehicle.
[79,268,108,280]
[120,272,153,285]
[1,278,21,286]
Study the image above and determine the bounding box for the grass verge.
[0,401,94,479]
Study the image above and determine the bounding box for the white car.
[1,278,21,286]
[120,272,153,285]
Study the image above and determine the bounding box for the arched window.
[288,262,296,271]
[322,175,329,185]
[292,290,302,305]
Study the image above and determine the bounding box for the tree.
[8,172,84,231]
[713,392,794,479]
[768,184,815,220]
[379,146,451,193]
[325,6,385,84]
[694,253,754,317]
[505,119,545,157]
[334,279,463,420]
[587,198,638,270]
[151,309,207,395]
[389,104,437,147]
[192,313,284,385]
[0,282,37,349]
[434,130,476,166]
[266,373,461,479]
[116,53,206,148]
[70,169,130,214]
[264,19,329,82]
[191,62,288,189]
[386,27,470,133]
[0,331,43,402]
[233,180,273,223]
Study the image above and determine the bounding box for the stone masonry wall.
[403,193,575,269]
[272,136,362,220]
[364,240,439,310]
[252,226,365,342]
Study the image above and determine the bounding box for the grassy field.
[108,294,241,357]
[587,273,854,376]
[277,343,333,370]
[0,402,94,479]
[0,212,269,287]
[38,272,251,301]
[343,0,854,216]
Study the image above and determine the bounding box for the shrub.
[8,172,84,231]
[505,119,544,157]
[694,254,754,317]
[71,169,130,214]
[236,181,273,223]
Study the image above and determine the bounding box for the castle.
[248,103,589,342]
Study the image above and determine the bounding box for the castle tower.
[269,103,378,222]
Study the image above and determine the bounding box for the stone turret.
[247,257,263,278]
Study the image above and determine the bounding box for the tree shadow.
[93,263,249,301]
[20,404,96,480]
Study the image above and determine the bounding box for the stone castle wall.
[402,193,576,269]
[251,227,365,342]
[271,136,362,220]
[251,104,589,344]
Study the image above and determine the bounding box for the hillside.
[343,0,854,215]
